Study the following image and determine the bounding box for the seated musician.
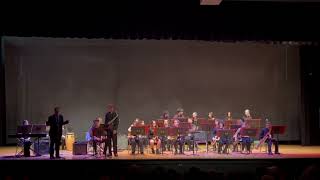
[185,117,198,151]
[192,112,199,127]
[259,121,280,155]
[241,121,253,154]
[162,119,172,151]
[226,112,232,121]
[216,121,230,154]
[21,120,32,157]
[149,120,161,154]
[89,118,106,155]
[243,109,252,121]
[208,112,215,121]
[161,110,170,119]
[128,118,144,155]
[173,108,185,119]
[173,119,184,154]
[211,121,219,151]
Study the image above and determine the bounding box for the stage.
[1,145,320,160]
[1,145,320,180]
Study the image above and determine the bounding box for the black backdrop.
[300,46,320,145]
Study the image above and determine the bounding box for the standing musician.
[104,104,119,157]
[259,121,280,155]
[241,121,253,154]
[46,107,69,159]
[173,108,185,119]
[216,121,230,154]
[128,118,144,155]
[149,120,161,154]
[89,118,106,155]
[173,119,184,154]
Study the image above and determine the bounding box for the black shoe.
[56,156,61,159]
[268,152,273,155]
[114,153,118,157]
[107,154,112,157]
[50,156,55,159]
[151,148,155,154]
[140,152,144,155]
[275,152,281,155]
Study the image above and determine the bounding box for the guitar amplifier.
[33,140,50,155]
[73,141,87,155]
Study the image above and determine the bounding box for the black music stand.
[271,125,286,142]
[156,127,168,137]
[177,118,188,123]
[155,128,169,154]
[199,123,211,153]
[131,126,147,154]
[230,125,242,130]
[131,127,146,136]
[177,127,188,136]
[31,124,47,156]
[216,129,234,154]
[217,129,234,141]
[241,128,258,138]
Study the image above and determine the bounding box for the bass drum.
[65,133,75,151]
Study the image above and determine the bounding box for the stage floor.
[1,145,320,160]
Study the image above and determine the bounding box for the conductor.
[46,107,69,159]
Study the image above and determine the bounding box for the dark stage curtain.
[300,46,320,145]
[0,36,6,145]
[2,1,320,42]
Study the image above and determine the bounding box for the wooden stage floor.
[1,145,320,160]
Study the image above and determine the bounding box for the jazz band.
[127,108,281,156]
[18,106,281,159]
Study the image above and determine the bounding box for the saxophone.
[255,127,272,149]
[232,127,242,146]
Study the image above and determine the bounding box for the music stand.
[199,123,212,153]
[155,128,168,154]
[217,129,234,141]
[179,122,191,129]
[177,118,188,123]
[230,125,241,130]
[156,127,168,137]
[17,125,32,135]
[131,127,146,136]
[245,119,261,129]
[31,124,47,156]
[168,127,178,137]
[32,124,46,134]
[271,125,286,142]
[240,128,258,138]
[177,128,188,136]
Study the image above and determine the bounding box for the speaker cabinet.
[73,141,87,155]
[33,140,50,155]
